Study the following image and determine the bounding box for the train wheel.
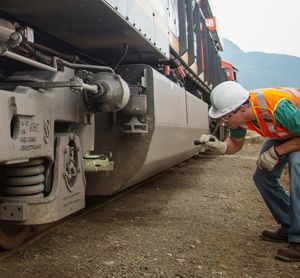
[0,223,30,250]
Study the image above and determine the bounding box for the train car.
[0,0,227,249]
[222,61,238,81]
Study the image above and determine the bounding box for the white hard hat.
[208,81,250,119]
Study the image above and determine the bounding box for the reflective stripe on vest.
[274,88,300,106]
[254,91,286,136]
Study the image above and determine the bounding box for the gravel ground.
[1,141,300,277]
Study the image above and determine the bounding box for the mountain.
[220,39,300,90]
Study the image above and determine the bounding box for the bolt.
[10,33,20,41]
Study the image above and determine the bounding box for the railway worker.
[199,81,300,262]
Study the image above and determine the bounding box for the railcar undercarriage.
[0,0,224,249]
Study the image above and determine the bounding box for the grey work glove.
[199,134,228,155]
[256,146,280,171]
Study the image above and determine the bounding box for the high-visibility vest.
[241,88,300,139]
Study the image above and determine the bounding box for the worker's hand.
[198,134,228,155]
[256,146,280,171]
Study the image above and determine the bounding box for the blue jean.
[253,139,300,243]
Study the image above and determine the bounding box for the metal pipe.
[0,80,99,94]
[82,83,99,94]
[57,59,114,73]
[2,50,57,72]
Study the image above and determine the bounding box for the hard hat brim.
[209,106,232,119]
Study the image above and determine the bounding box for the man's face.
[219,108,244,129]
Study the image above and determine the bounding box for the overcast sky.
[209,0,300,58]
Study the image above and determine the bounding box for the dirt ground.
[1,141,300,278]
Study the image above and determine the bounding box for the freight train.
[0,0,227,249]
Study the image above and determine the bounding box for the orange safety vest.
[241,88,300,139]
